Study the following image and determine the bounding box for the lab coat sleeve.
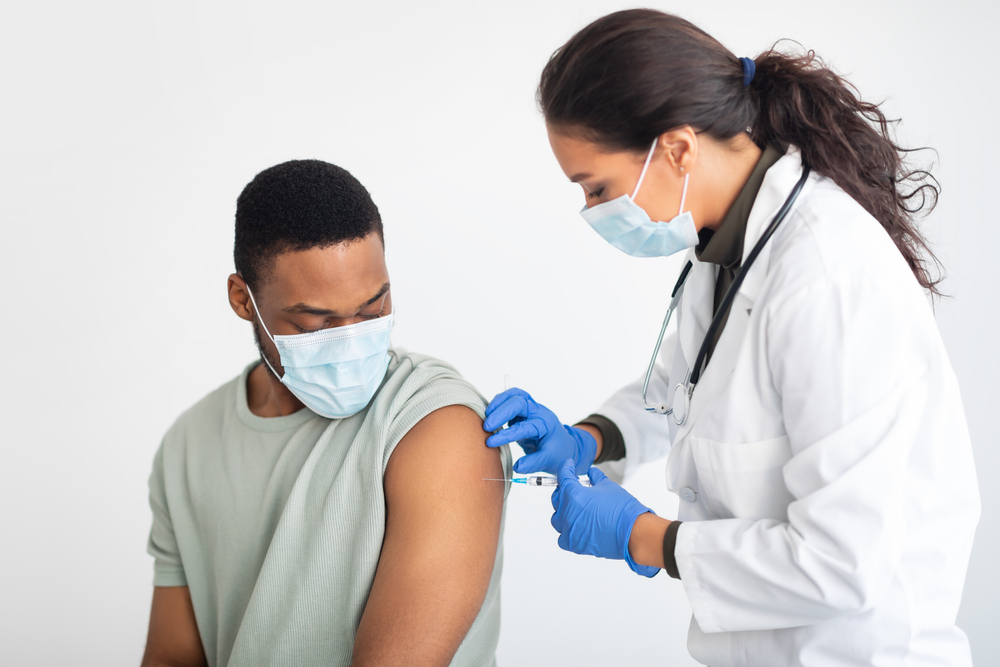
[593,332,676,484]
[675,274,939,632]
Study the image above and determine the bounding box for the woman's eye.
[587,187,605,199]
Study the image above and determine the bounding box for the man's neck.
[246,362,306,418]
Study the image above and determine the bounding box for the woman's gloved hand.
[484,388,597,476]
[550,460,659,577]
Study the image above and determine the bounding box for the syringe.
[484,475,593,487]
[491,375,592,487]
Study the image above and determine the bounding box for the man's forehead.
[264,236,389,311]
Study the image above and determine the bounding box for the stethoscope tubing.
[640,261,694,415]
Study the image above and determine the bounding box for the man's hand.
[140,586,208,667]
[351,405,504,666]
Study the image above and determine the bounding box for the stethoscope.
[641,166,811,425]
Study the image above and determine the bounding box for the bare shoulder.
[387,405,502,489]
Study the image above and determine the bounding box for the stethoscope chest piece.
[671,381,690,426]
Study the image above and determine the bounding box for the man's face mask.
[246,285,393,419]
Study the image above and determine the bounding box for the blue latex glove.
[550,460,659,578]
[483,388,597,476]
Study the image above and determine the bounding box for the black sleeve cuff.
[663,520,682,579]
[576,413,626,463]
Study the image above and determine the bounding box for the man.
[141,160,511,667]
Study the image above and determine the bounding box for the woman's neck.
[695,136,763,232]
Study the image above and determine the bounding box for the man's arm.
[140,586,208,667]
[351,405,504,667]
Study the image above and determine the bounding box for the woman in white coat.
[483,9,979,666]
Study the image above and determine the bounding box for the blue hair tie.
[740,57,756,88]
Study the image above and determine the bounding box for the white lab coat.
[594,148,980,667]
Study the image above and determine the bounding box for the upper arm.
[767,276,924,601]
[144,445,205,666]
[141,587,208,667]
[351,405,503,667]
[768,275,926,458]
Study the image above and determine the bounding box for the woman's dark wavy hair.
[539,9,942,294]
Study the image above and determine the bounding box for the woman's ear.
[658,126,699,173]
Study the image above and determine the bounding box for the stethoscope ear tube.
[671,261,694,298]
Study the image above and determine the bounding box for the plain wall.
[1,1,996,664]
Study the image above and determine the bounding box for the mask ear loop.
[678,172,690,216]
[631,137,660,200]
[245,285,282,379]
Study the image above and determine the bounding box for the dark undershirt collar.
[692,144,784,368]
[695,144,784,272]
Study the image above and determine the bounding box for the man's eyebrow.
[282,303,337,316]
[359,282,391,310]
[281,282,391,316]
[569,172,591,183]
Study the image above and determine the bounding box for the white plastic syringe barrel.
[524,475,592,487]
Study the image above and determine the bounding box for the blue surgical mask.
[580,138,699,258]
[246,287,393,419]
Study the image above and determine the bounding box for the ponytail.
[539,10,942,294]
[748,48,941,293]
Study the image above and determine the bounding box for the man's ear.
[228,274,254,322]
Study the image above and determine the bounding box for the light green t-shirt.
[148,349,511,667]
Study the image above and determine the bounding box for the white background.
[1,1,997,665]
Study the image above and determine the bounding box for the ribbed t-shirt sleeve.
[147,444,188,587]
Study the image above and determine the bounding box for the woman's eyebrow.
[569,172,592,183]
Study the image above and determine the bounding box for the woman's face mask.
[580,138,698,258]
[548,129,699,258]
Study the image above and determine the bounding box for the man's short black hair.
[234,159,383,290]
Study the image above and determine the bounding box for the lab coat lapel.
[675,148,809,441]
[737,147,810,304]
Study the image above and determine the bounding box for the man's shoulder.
[380,348,485,411]
[368,349,488,458]
[385,348,462,378]
[162,364,249,446]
